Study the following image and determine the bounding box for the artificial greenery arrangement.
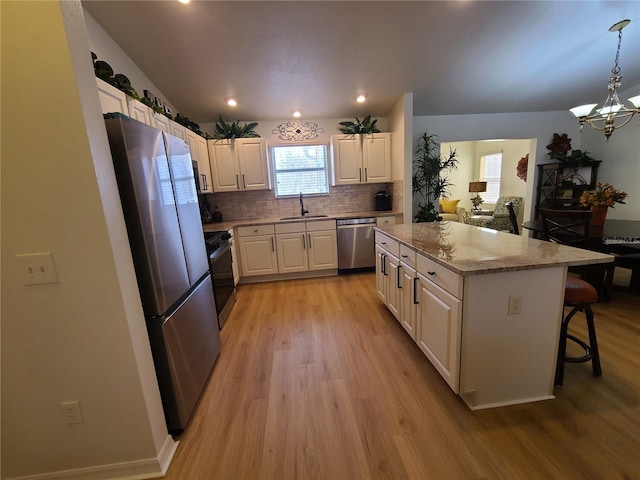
[338,115,380,134]
[212,115,260,139]
[412,132,459,222]
[546,133,595,164]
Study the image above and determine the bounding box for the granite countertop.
[202,210,402,233]
[375,221,614,276]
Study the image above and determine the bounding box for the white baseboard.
[7,435,179,480]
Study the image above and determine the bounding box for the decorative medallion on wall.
[272,121,324,141]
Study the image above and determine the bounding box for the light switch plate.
[16,252,59,285]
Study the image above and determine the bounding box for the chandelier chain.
[612,29,622,75]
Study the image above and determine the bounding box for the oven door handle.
[209,242,232,263]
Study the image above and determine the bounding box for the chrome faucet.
[300,192,309,217]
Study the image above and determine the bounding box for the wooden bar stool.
[555,277,602,385]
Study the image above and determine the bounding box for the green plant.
[412,132,459,222]
[212,115,259,139]
[338,115,380,134]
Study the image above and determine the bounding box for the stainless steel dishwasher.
[337,217,377,273]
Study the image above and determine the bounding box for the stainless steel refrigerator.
[104,115,221,432]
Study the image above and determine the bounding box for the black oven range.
[204,231,236,328]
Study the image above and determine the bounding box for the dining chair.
[539,208,611,385]
[506,202,519,235]
[539,208,614,302]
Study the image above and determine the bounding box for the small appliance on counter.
[374,190,392,211]
[212,206,223,223]
[200,195,214,224]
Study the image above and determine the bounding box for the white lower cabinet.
[276,223,308,274]
[415,272,462,392]
[375,232,400,320]
[237,225,278,277]
[399,261,417,340]
[376,230,572,409]
[376,235,462,393]
[238,220,337,280]
[275,220,338,274]
[306,222,338,271]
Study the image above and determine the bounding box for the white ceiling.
[82,1,640,124]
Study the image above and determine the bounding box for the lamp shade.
[469,181,487,193]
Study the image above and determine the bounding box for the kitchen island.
[374,221,613,409]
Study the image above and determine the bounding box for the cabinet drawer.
[376,216,396,227]
[399,244,416,269]
[236,224,275,237]
[375,231,399,257]
[275,222,306,234]
[306,219,336,232]
[417,253,462,299]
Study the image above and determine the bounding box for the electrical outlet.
[16,252,58,285]
[60,401,84,425]
[508,294,522,315]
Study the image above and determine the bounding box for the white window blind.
[272,144,329,197]
[480,152,502,203]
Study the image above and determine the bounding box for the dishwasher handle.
[337,217,377,227]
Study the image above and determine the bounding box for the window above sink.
[272,144,329,198]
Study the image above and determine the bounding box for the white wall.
[1,2,174,478]
[83,8,178,116]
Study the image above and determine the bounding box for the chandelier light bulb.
[292,111,301,118]
[356,94,367,103]
[225,98,238,107]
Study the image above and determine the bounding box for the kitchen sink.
[280,214,329,220]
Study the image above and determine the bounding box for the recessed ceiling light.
[225,98,238,107]
[178,0,190,4]
[293,111,301,118]
[356,94,367,103]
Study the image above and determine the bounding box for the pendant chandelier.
[570,19,640,142]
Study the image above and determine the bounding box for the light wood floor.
[159,272,640,480]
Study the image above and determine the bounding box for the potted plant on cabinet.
[337,115,380,134]
[412,131,459,222]
[212,115,260,139]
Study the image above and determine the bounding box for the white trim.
[6,436,178,480]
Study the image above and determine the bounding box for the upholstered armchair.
[464,196,523,232]
[438,199,466,222]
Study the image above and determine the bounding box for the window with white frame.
[272,144,329,197]
[479,152,502,203]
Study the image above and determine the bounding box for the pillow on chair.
[440,199,460,214]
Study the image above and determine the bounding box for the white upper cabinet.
[125,97,152,126]
[96,78,129,116]
[362,133,391,183]
[185,129,214,193]
[151,112,171,133]
[207,138,270,192]
[197,135,213,193]
[330,133,391,185]
[169,122,186,141]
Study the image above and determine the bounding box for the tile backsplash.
[202,181,403,221]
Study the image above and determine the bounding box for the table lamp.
[469,181,487,212]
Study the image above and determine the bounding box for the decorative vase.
[590,205,608,227]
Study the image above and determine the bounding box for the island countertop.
[375,221,613,276]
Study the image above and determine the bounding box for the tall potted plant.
[412,132,458,222]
